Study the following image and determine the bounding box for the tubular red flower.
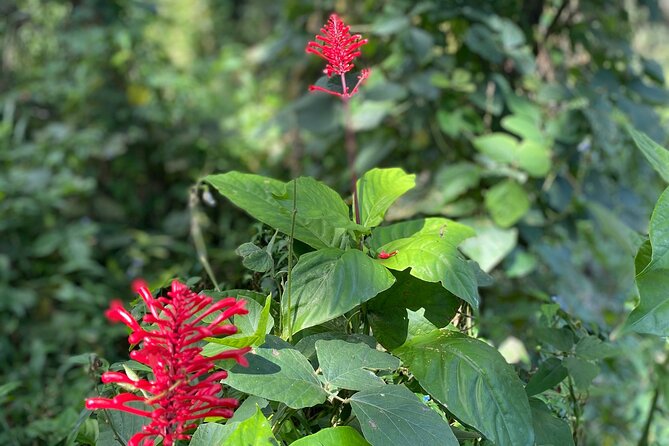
[306,14,370,98]
[85,280,251,446]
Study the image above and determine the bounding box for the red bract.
[85,280,251,446]
[306,13,370,98]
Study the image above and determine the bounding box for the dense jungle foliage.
[2,1,669,445]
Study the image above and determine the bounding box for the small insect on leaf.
[377,250,398,259]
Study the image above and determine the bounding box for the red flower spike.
[85,280,251,446]
[306,13,370,98]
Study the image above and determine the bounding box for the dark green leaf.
[316,340,399,391]
[368,270,460,350]
[282,248,395,336]
[564,357,599,391]
[525,358,568,396]
[394,329,534,446]
[236,242,273,272]
[350,384,459,446]
[530,398,575,446]
[205,172,362,249]
[225,340,327,409]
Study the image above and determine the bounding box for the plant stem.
[342,97,361,226]
[638,387,660,446]
[189,185,220,291]
[284,179,298,342]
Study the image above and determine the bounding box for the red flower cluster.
[85,280,251,446]
[306,13,370,98]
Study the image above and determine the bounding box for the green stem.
[638,387,660,446]
[189,185,220,291]
[284,179,298,342]
[342,97,360,226]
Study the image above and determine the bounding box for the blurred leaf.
[459,218,518,272]
[485,180,530,228]
[574,336,617,360]
[629,128,669,182]
[433,162,482,203]
[525,358,568,396]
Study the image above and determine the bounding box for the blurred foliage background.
[2,0,669,444]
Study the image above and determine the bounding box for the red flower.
[85,280,251,446]
[306,13,370,98]
[377,250,398,259]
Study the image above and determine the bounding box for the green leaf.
[525,358,568,396]
[394,329,534,446]
[574,336,617,361]
[356,168,416,228]
[624,186,669,336]
[96,408,150,446]
[191,423,236,446]
[501,114,543,142]
[236,242,273,272]
[484,180,530,228]
[472,133,550,177]
[282,248,395,336]
[629,128,669,182]
[369,218,479,308]
[291,426,370,446]
[350,384,459,446]
[535,327,574,352]
[459,218,518,272]
[564,357,599,391]
[368,270,460,350]
[205,172,362,249]
[530,398,575,446]
[315,340,400,391]
[225,339,327,409]
[205,294,273,350]
[227,396,269,424]
[223,407,279,446]
[434,162,482,203]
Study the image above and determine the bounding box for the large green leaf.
[282,248,395,336]
[224,338,327,409]
[356,168,416,227]
[484,180,530,228]
[290,427,370,446]
[394,329,534,446]
[530,398,575,446]
[223,407,278,446]
[624,186,669,335]
[369,219,479,308]
[368,270,460,350]
[315,340,399,391]
[629,128,669,182]
[349,384,459,446]
[204,172,362,249]
[96,410,150,446]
